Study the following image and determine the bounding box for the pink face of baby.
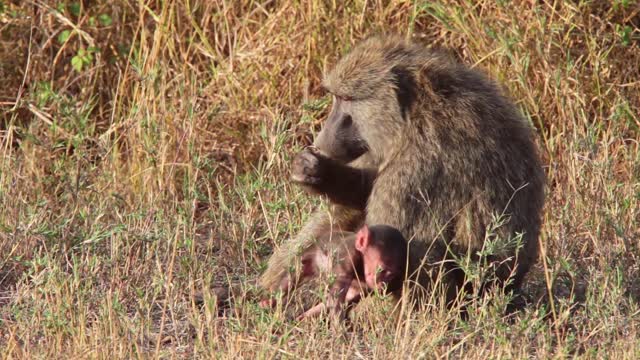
[355,225,402,292]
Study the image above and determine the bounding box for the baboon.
[261,224,408,321]
[261,34,545,309]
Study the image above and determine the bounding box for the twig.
[12,21,33,111]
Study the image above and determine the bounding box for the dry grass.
[1,0,639,358]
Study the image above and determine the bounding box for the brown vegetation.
[1,1,639,358]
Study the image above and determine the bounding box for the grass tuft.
[1,0,639,357]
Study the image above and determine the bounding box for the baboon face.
[317,38,417,164]
[313,96,369,163]
[355,225,407,293]
[314,87,407,165]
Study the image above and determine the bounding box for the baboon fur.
[261,34,545,306]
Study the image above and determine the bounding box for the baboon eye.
[336,94,353,102]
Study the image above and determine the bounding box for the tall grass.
[1,1,639,358]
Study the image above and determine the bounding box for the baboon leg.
[259,210,332,292]
[258,271,303,309]
[260,204,364,291]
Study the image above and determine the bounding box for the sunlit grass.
[1,0,639,358]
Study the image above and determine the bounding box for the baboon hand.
[291,147,327,187]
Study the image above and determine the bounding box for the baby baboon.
[262,224,408,321]
[262,34,545,307]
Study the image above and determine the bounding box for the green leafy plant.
[616,24,633,47]
[71,47,98,72]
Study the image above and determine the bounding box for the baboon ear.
[391,66,416,119]
[355,225,371,252]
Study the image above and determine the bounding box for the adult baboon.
[261,34,545,307]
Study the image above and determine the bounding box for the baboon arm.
[312,159,376,210]
[296,280,365,321]
[297,302,327,320]
[293,149,376,210]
